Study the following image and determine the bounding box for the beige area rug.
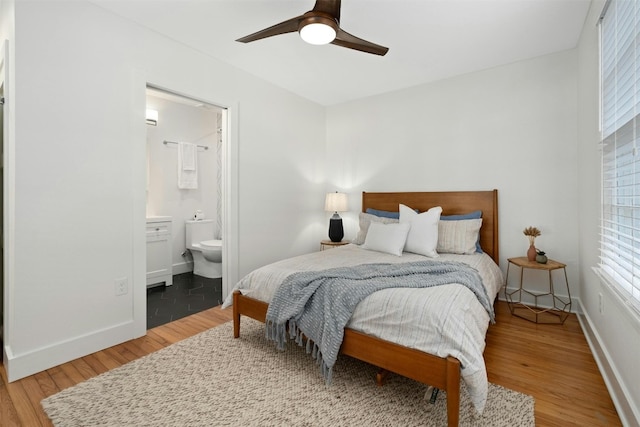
[42,318,534,426]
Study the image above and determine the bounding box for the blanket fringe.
[270,321,334,385]
[265,320,288,351]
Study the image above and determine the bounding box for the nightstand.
[320,240,349,251]
[504,256,571,324]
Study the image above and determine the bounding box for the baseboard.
[577,300,639,427]
[4,320,137,382]
[172,261,193,276]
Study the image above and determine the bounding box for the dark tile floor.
[147,272,223,329]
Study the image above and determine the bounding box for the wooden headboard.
[362,190,499,264]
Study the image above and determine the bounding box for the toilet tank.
[185,219,214,247]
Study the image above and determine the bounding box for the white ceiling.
[92,0,591,106]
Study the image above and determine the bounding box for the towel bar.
[163,140,209,150]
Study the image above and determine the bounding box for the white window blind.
[599,0,640,315]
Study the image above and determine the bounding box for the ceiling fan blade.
[332,28,389,56]
[311,0,341,20]
[236,16,303,43]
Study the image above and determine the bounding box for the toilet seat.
[200,239,222,249]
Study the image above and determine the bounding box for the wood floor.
[0,300,621,426]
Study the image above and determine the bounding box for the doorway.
[145,87,226,328]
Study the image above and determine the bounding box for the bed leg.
[232,291,241,338]
[376,368,389,386]
[446,356,460,427]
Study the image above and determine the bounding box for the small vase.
[536,253,548,264]
[527,245,537,262]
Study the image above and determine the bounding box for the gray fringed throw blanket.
[265,260,494,384]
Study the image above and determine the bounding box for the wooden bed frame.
[232,190,499,427]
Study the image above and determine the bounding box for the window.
[599,0,640,315]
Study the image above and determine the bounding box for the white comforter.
[221,244,504,414]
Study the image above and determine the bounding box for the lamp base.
[328,217,344,243]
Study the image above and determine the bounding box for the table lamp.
[325,192,347,242]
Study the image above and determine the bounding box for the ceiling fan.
[236,0,389,56]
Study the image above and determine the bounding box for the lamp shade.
[325,192,348,212]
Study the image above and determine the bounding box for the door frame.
[1,38,14,364]
[132,77,239,335]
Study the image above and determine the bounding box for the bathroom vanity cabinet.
[146,217,173,287]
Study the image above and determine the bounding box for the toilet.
[185,219,222,279]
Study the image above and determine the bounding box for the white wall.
[576,1,640,424]
[327,50,580,303]
[146,94,220,273]
[3,0,326,381]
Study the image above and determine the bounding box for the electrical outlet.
[115,277,128,296]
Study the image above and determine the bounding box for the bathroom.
[145,87,224,328]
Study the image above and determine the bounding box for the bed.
[224,190,501,427]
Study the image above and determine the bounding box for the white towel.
[178,142,198,189]
[180,142,197,170]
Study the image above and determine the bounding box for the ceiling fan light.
[299,22,336,45]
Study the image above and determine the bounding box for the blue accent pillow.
[441,210,483,253]
[440,210,482,221]
[365,208,400,219]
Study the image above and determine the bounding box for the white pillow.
[399,204,442,258]
[437,218,483,255]
[352,212,399,245]
[361,222,411,256]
